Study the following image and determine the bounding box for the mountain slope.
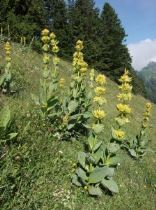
[0,43,156,210]
[138,62,156,103]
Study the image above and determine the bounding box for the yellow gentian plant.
[112,69,132,142]
[0,41,13,93]
[72,74,119,196]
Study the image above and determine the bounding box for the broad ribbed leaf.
[88,186,102,196]
[101,179,119,193]
[72,174,82,186]
[8,132,18,140]
[108,143,120,153]
[78,152,86,169]
[76,168,88,181]
[89,166,115,184]
[68,101,78,114]
[129,149,137,157]
[92,124,104,134]
[0,106,11,129]
[93,141,102,152]
[88,135,97,150]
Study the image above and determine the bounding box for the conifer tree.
[45,0,68,56]
[68,0,100,64]
[0,0,45,41]
[99,2,131,81]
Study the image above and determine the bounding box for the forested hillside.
[0,0,146,95]
[138,62,156,103]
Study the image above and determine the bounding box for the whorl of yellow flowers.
[50,32,59,54]
[50,32,60,69]
[41,29,50,69]
[72,40,88,76]
[117,69,132,102]
[41,28,50,52]
[113,129,125,140]
[59,78,65,88]
[92,109,106,120]
[116,103,131,114]
[4,42,12,63]
[92,74,106,121]
[142,102,152,129]
[113,69,132,141]
[116,69,132,125]
[95,74,106,85]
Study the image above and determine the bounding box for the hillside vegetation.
[0,41,156,210]
[138,62,156,103]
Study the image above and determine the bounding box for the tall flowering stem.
[5,42,12,70]
[92,74,106,133]
[125,102,152,159]
[60,40,91,140]
[112,69,132,141]
[33,29,62,118]
[139,102,152,137]
[41,29,50,80]
[50,32,60,78]
[0,42,12,93]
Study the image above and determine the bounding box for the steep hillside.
[138,62,156,103]
[0,43,156,210]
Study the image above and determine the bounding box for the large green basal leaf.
[101,178,119,193]
[68,100,78,114]
[89,167,114,184]
[88,186,102,196]
[78,151,87,169]
[0,106,11,130]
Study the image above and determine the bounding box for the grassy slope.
[0,43,156,210]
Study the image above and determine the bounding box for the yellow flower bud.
[116,103,131,114]
[95,87,106,95]
[114,129,125,140]
[59,78,65,88]
[50,32,56,39]
[92,109,106,120]
[41,29,50,36]
[95,74,106,85]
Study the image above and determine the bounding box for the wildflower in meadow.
[142,103,152,129]
[5,42,11,63]
[59,78,65,88]
[113,69,132,141]
[92,73,106,126]
[72,40,88,77]
[93,109,106,120]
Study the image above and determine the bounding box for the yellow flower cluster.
[63,115,69,124]
[113,129,125,140]
[92,110,106,120]
[41,29,50,52]
[41,29,50,69]
[4,42,11,63]
[116,69,132,126]
[113,69,132,141]
[95,74,106,85]
[92,74,106,123]
[59,78,65,88]
[93,96,106,105]
[116,103,131,114]
[50,32,59,54]
[117,69,132,102]
[90,69,95,82]
[94,87,106,96]
[72,40,88,76]
[142,102,152,128]
[119,69,132,83]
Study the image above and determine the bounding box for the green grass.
[0,42,156,210]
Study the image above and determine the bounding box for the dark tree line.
[0,0,146,95]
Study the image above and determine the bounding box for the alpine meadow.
[0,1,156,210]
